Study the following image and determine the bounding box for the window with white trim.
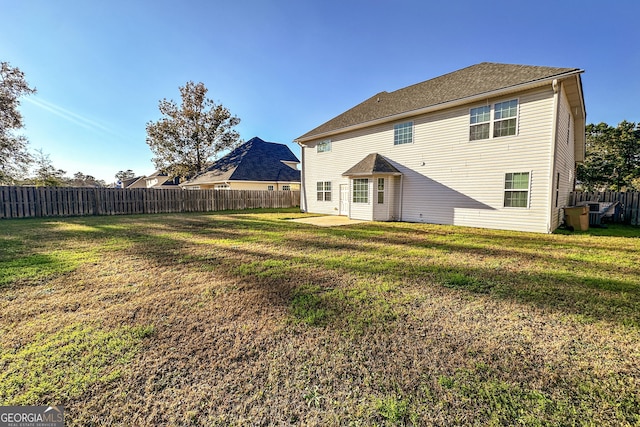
[493,100,518,137]
[282,185,291,191]
[504,172,530,208]
[353,178,368,203]
[317,139,331,153]
[267,185,274,191]
[470,99,518,141]
[377,178,384,204]
[470,106,491,141]
[316,181,331,201]
[394,122,413,145]
[214,184,229,190]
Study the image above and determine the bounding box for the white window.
[316,181,331,201]
[377,178,384,204]
[470,99,518,141]
[470,106,491,141]
[504,172,530,208]
[394,122,413,145]
[267,185,274,191]
[214,184,229,190]
[353,178,368,203]
[317,139,331,153]
[493,100,518,137]
[282,185,291,191]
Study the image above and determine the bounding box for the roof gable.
[183,137,300,185]
[343,153,402,176]
[297,62,582,141]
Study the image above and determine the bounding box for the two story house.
[295,62,586,233]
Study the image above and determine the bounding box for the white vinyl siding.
[372,176,397,221]
[302,86,556,232]
[550,86,577,230]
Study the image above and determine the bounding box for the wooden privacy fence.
[570,191,640,225]
[0,186,300,219]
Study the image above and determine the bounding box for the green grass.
[0,211,638,425]
[0,323,155,405]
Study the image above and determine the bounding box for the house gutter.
[297,142,307,212]
[294,70,584,144]
[399,175,404,221]
[574,73,587,164]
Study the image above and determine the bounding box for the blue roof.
[184,137,300,185]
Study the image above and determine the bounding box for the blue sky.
[2,0,638,183]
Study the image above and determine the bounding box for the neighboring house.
[125,171,180,189]
[119,176,143,189]
[295,62,586,233]
[180,137,301,190]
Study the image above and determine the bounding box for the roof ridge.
[296,62,583,141]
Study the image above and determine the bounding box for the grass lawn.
[1,209,639,426]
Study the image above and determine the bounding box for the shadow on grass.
[554,223,640,238]
[3,213,639,329]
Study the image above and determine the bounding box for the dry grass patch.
[1,209,639,425]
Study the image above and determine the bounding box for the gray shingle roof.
[343,153,402,176]
[297,62,581,141]
[183,137,300,185]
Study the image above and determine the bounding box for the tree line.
[577,121,640,191]
[1,59,638,191]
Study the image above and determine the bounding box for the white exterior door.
[339,184,349,216]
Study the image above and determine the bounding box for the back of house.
[295,62,586,233]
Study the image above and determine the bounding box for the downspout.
[399,174,404,221]
[547,79,561,233]
[387,177,391,221]
[297,142,307,212]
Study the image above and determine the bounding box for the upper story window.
[394,122,413,145]
[470,106,491,141]
[504,172,530,208]
[317,181,331,201]
[317,139,332,153]
[470,99,518,141]
[493,100,518,137]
